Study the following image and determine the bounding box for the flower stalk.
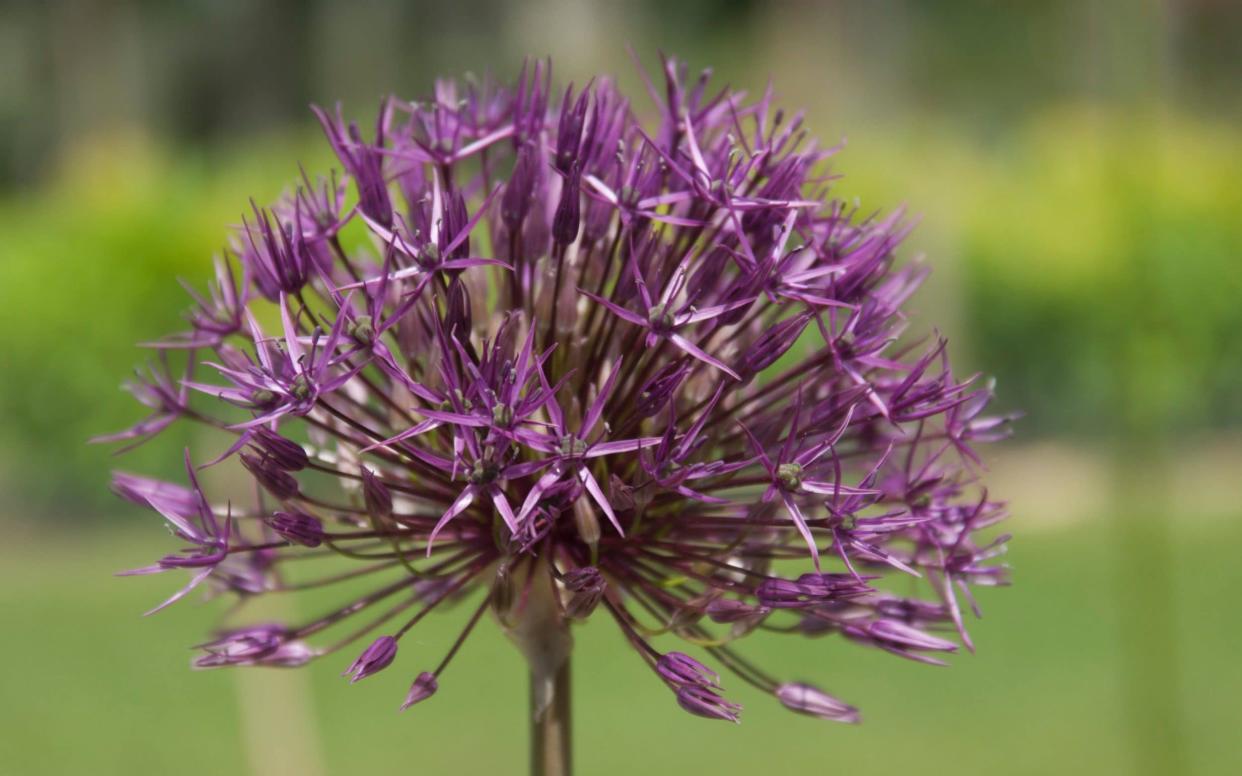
[531,659,572,776]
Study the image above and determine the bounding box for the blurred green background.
[2,1,1239,775]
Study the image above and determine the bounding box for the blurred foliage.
[0,132,328,515]
[959,109,1242,437]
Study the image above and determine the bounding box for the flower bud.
[110,472,199,518]
[400,672,439,710]
[193,624,318,669]
[444,279,473,338]
[775,682,859,723]
[361,467,393,519]
[240,452,300,500]
[555,85,588,174]
[674,685,741,723]
[268,510,324,547]
[739,314,811,377]
[501,143,538,232]
[443,191,471,261]
[252,427,309,471]
[635,363,689,418]
[608,474,635,512]
[572,497,601,549]
[756,573,871,609]
[847,619,959,654]
[552,172,581,246]
[342,636,398,683]
[562,567,605,619]
[657,652,720,689]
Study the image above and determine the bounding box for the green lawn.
[1,511,1236,776]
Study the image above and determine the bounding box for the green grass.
[1,511,1237,776]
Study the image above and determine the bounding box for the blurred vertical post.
[203,462,326,776]
[232,597,327,776]
[234,668,327,776]
[1089,0,1186,773]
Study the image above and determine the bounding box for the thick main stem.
[501,558,574,776]
[531,658,572,776]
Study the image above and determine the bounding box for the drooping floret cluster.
[102,57,1011,724]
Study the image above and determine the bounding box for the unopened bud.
[608,475,635,511]
[240,453,300,500]
[501,144,537,231]
[675,685,742,723]
[657,652,720,689]
[573,498,601,548]
[268,510,324,547]
[552,172,581,246]
[342,636,397,683]
[361,467,393,519]
[775,683,859,724]
[400,672,439,711]
[444,279,472,336]
[252,427,309,471]
[562,566,604,619]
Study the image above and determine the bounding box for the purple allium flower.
[102,56,1012,730]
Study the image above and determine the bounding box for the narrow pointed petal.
[669,333,740,379]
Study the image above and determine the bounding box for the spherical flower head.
[102,55,1013,729]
